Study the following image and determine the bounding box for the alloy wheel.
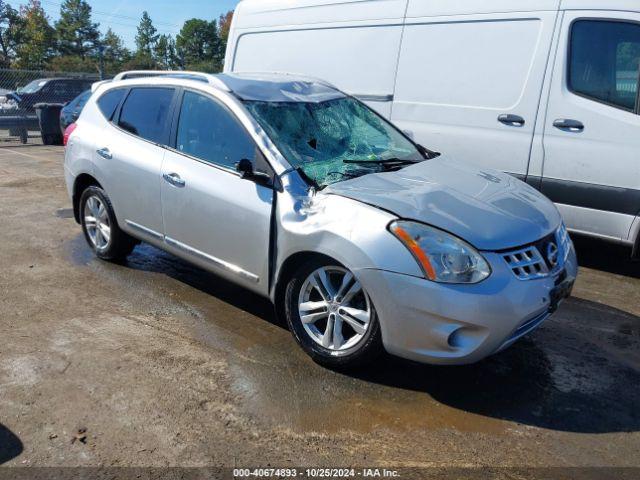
[84,195,111,250]
[297,266,372,351]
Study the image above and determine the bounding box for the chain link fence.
[0,69,102,146]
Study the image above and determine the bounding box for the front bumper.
[356,245,578,365]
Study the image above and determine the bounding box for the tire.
[79,186,137,261]
[284,258,383,369]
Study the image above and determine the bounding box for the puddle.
[61,235,640,437]
[55,208,74,219]
[63,235,94,266]
[227,353,510,435]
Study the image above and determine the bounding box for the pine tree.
[154,34,177,70]
[135,11,158,57]
[55,0,100,59]
[176,18,221,72]
[15,0,54,70]
[102,28,130,73]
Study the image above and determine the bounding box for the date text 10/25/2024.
[233,468,401,478]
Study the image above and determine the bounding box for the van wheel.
[79,186,137,261]
[284,258,382,368]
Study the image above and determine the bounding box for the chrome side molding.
[123,221,259,283]
[124,220,164,241]
[165,237,260,283]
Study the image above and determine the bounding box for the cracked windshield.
[244,97,424,188]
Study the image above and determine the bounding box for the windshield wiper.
[343,158,422,172]
[343,157,420,166]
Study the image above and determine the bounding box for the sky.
[7,0,241,49]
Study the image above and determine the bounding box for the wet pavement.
[0,146,639,469]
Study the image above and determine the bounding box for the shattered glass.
[244,97,422,188]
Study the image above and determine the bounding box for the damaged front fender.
[270,171,423,301]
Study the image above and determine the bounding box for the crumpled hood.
[324,156,562,251]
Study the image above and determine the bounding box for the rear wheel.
[284,258,383,368]
[79,186,136,261]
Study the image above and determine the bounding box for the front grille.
[502,225,569,281]
[503,245,550,280]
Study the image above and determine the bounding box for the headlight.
[389,220,491,284]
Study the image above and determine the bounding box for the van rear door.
[392,2,560,177]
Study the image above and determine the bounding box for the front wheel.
[284,259,383,368]
[79,186,137,261]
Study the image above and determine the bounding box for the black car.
[8,78,94,113]
[60,90,91,132]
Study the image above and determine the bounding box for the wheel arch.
[72,173,102,223]
[272,251,343,322]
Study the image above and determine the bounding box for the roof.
[234,0,640,25]
[101,71,345,103]
[217,73,344,102]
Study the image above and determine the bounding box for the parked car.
[7,78,94,113]
[60,90,91,132]
[225,0,640,258]
[64,72,577,368]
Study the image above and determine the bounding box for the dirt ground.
[0,146,639,472]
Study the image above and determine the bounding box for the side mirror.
[236,158,254,179]
[236,158,274,187]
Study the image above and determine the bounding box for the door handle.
[498,114,525,127]
[96,148,112,160]
[553,119,584,132]
[163,172,185,188]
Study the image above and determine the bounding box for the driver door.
[161,90,274,294]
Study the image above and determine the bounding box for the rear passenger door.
[95,87,176,242]
[160,90,274,294]
[541,12,640,242]
[392,3,560,176]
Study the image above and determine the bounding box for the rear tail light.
[63,123,77,147]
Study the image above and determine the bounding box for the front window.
[569,20,640,112]
[177,91,257,170]
[244,97,424,188]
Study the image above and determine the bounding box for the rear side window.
[118,88,175,144]
[76,90,91,110]
[569,20,640,112]
[97,89,126,121]
[176,91,256,169]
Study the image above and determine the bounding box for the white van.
[224,0,640,257]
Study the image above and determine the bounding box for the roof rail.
[110,70,231,91]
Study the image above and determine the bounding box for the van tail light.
[63,123,77,147]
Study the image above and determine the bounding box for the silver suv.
[64,71,577,368]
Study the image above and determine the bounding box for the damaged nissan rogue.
[64,71,577,368]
